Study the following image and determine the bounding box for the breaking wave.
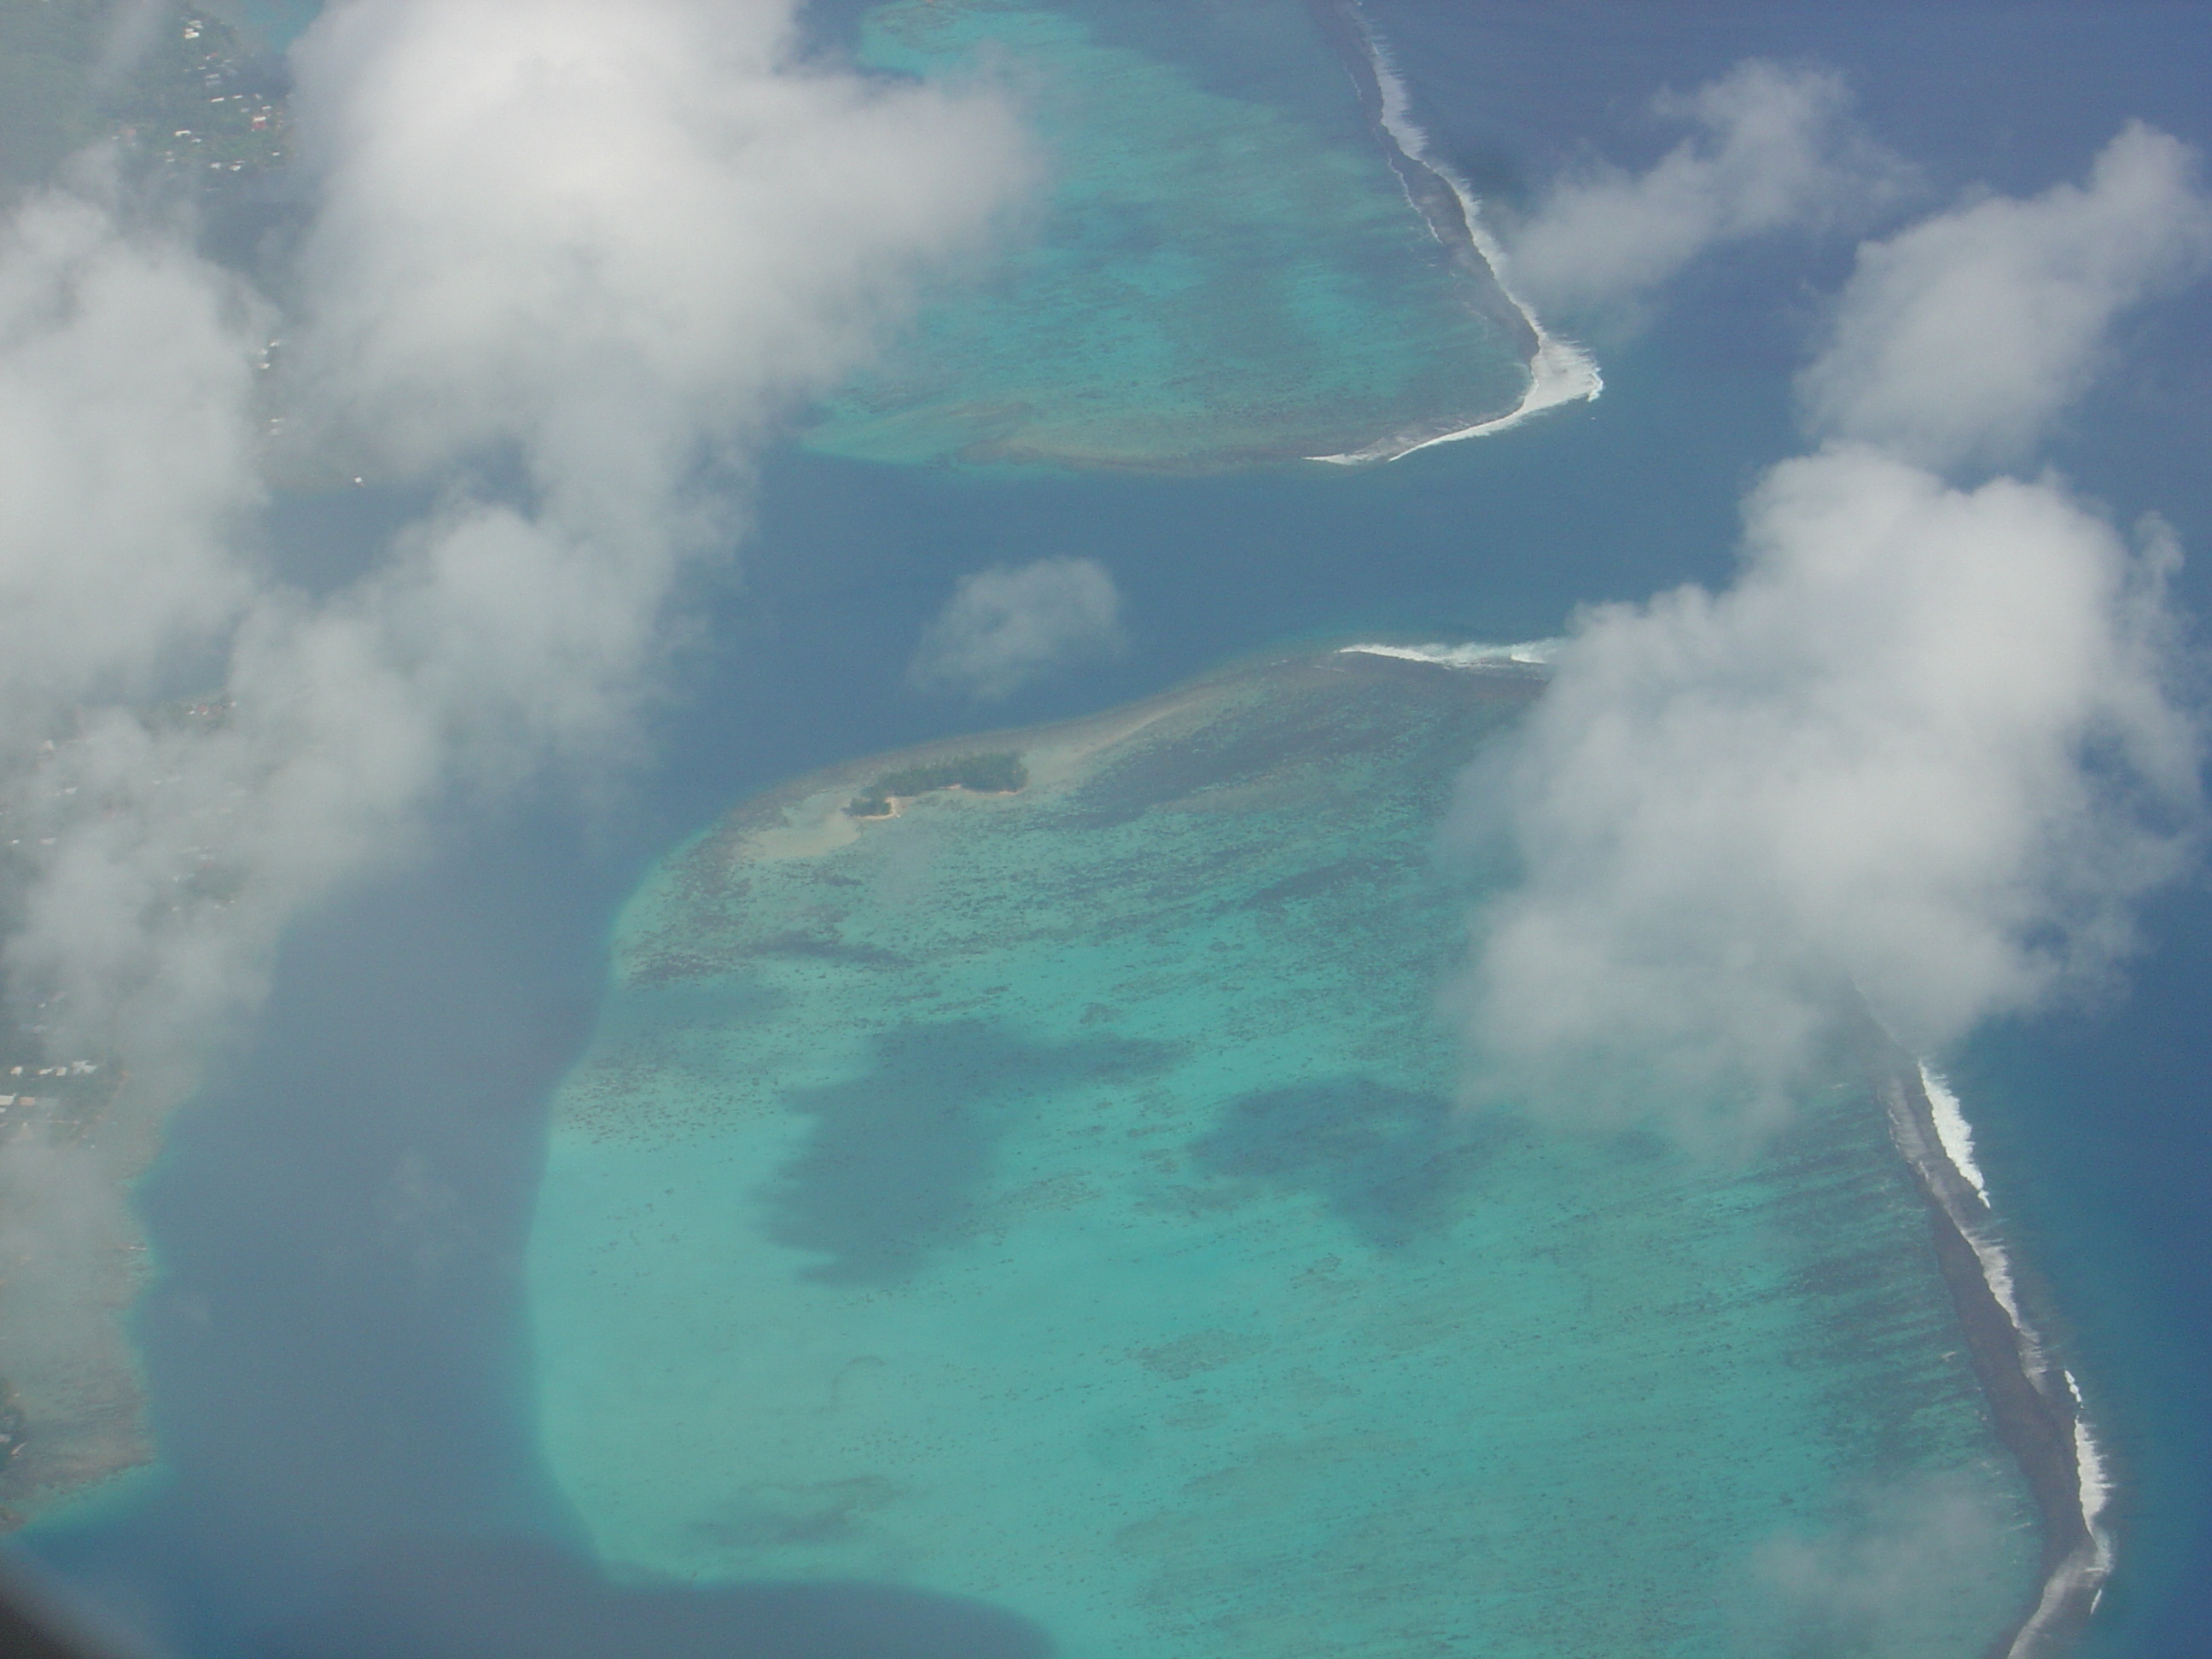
[1883,1059,2116,1656]
[1339,638,1562,670]
[1309,3,1601,465]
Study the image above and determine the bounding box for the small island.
[846,752,1027,818]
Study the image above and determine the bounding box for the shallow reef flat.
[800,0,1530,472]
[528,648,2040,1657]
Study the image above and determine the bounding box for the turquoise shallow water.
[528,648,2040,1657]
[0,5,2201,1655]
[800,0,1529,472]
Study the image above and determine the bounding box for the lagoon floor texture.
[15,3,2210,1654]
[528,648,2040,1658]
[800,0,1532,472]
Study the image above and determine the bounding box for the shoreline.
[846,782,1025,823]
[1338,638,1562,672]
[1317,653,2104,1650]
[1866,1034,2114,1657]
[1305,0,1601,466]
[717,639,1540,870]
[0,1059,184,1528]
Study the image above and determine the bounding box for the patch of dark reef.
[1192,1076,1513,1249]
[767,1020,1178,1285]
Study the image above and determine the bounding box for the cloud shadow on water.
[258,1537,1054,1659]
[768,1020,1177,1284]
[1192,1076,1511,1248]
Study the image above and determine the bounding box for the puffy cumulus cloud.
[1802,123,2212,469]
[0,0,1032,1103]
[275,0,1032,771]
[0,181,288,1065]
[0,0,1027,1063]
[1503,60,1911,326]
[1453,130,2206,1139]
[0,183,274,1489]
[286,0,1023,492]
[0,187,263,715]
[0,0,1030,1498]
[910,556,1126,701]
[1452,453,2194,1134]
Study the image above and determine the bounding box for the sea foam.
[1309,4,1601,464]
[1884,1059,2116,1656]
[1340,639,1561,669]
[1919,1063,1993,1207]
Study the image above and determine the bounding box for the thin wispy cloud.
[910,556,1126,701]
[1744,1478,2017,1653]
[1455,126,2209,1138]
[1503,60,1913,329]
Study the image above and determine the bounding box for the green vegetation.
[846,752,1027,818]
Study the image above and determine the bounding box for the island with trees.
[846,752,1027,818]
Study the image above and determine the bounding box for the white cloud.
[1453,452,2193,1134]
[1802,123,2212,469]
[910,556,1125,701]
[1504,60,1912,325]
[0,0,1029,1061]
[277,0,1033,770]
[0,0,1032,1487]
[1454,130,2208,1138]
[286,0,1024,491]
[0,185,262,714]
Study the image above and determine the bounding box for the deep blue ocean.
[14,3,2212,1656]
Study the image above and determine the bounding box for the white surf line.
[2005,1367,2119,1645]
[1880,1058,2116,1656]
[1339,639,1561,669]
[1912,1071,2046,1368]
[2012,1456,2120,1659]
[1919,1062,1993,1206]
[2066,1367,2117,1603]
[1309,4,1601,466]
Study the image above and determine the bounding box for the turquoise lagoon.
[527,647,2040,1657]
[800,0,1532,471]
